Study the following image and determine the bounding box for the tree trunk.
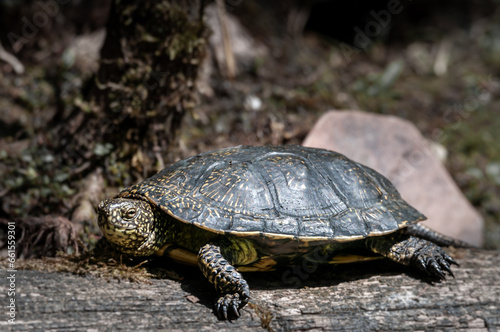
[53,0,207,182]
[2,249,498,331]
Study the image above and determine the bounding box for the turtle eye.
[123,208,137,220]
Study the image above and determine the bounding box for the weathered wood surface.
[2,249,499,331]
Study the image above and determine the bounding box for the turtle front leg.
[366,234,458,280]
[198,244,250,320]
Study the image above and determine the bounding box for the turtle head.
[97,197,162,256]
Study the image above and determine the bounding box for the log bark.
[2,249,499,331]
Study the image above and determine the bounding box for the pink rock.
[303,110,483,246]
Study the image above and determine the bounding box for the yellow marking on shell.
[233,195,240,208]
[166,248,198,266]
[207,189,219,200]
[238,266,262,272]
[238,258,277,272]
[156,243,175,256]
[368,229,392,236]
[329,254,382,264]
[351,210,360,223]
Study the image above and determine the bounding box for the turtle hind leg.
[366,234,458,280]
[198,244,250,320]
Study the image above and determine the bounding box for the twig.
[0,41,24,74]
[215,0,236,79]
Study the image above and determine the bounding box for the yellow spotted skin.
[198,244,250,319]
[97,145,467,320]
[98,198,161,256]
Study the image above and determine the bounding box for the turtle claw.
[438,258,454,278]
[231,303,240,318]
[430,260,446,280]
[444,253,459,266]
[215,293,247,320]
[413,245,457,280]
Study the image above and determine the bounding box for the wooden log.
[1,249,499,331]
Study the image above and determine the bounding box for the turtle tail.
[405,223,477,248]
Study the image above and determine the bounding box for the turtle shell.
[118,145,425,241]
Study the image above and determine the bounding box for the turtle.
[97,145,469,320]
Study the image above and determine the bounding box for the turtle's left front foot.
[198,244,250,320]
[215,292,249,320]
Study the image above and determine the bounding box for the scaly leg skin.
[367,234,459,280]
[198,244,250,320]
[405,223,474,248]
